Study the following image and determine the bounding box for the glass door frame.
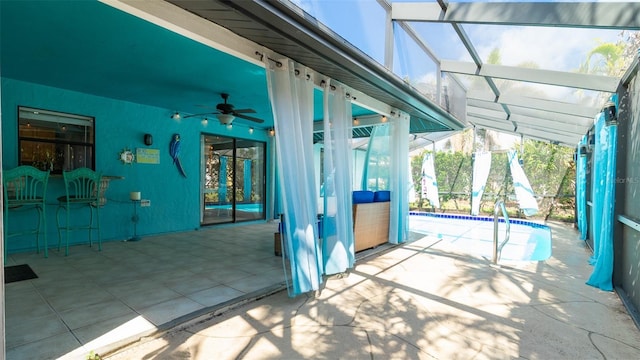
[200,133,266,225]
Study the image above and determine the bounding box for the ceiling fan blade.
[234,113,264,123]
[232,108,256,114]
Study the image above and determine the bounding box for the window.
[18,106,95,173]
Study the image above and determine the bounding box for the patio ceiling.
[0,0,465,140]
[0,1,276,128]
[0,1,382,132]
[392,1,640,146]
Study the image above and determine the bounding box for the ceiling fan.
[185,93,264,125]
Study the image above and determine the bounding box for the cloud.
[470,25,621,72]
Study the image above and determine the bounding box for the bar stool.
[3,165,50,259]
[56,168,102,256]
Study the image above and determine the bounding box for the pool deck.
[106,220,640,359]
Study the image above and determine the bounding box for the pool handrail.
[493,199,511,264]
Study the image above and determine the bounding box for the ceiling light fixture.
[201,117,208,126]
[268,128,275,137]
[249,127,254,134]
[217,113,235,125]
[381,116,387,123]
[171,112,181,120]
[353,118,359,126]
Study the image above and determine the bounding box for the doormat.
[4,264,38,284]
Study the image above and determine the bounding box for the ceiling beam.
[441,60,619,92]
[467,90,599,119]
[396,21,439,65]
[511,116,587,136]
[468,116,513,132]
[391,2,640,30]
[467,105,590,135]
[467,101,594,127]
[517,127,581,145]
[468,114,582,141]
[468,116,579,146]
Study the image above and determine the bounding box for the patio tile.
[6,313,69,349]
[58,299,137,330]
[145,268,194,283]
[118,285,183,311]
[188,285,246,307]
[6,331,84,360]
[163,275,221,295]
[5,291,55,327]
[138,297,205,326]
[102,278,164,298]
[203,268,254,283]
[224,272,284,293]
[46,287,117,313]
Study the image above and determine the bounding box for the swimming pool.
[409,212,552,262]
[206,203,264,213]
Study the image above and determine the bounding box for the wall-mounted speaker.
[144,133,153,146]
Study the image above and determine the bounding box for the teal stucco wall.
[1,78,271,255]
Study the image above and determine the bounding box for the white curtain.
[389,113,410,244]
[321,79,355,275]
[421,152,440,208]
[266,139,276,220]
[507,150,538,216]
[361,124,390,191]
[471,151,491,216]
[265,59,322,296]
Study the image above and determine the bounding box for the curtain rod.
[255,51,282,67]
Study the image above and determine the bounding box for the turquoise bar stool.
[3,165,50,259]
[56,168,102,256]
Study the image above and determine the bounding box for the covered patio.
[2,1,640,359]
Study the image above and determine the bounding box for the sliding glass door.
[201,134,265,225]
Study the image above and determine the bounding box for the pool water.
[206,203,264,213]
[409,212,552,261]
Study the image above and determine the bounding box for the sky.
[291,0,636,104]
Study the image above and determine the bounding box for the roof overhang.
[165,0,465,133]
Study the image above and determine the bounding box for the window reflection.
[18,107,95,173]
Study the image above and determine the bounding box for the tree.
[620,30,640,69]
[442,128,474,153]
[576,32,639,105]
[578,41,626,77]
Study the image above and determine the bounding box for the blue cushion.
[353,190,374,204]
[374,191,390,202]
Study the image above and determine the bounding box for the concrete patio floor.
[4,221,285,359]
[105,220,640,359]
